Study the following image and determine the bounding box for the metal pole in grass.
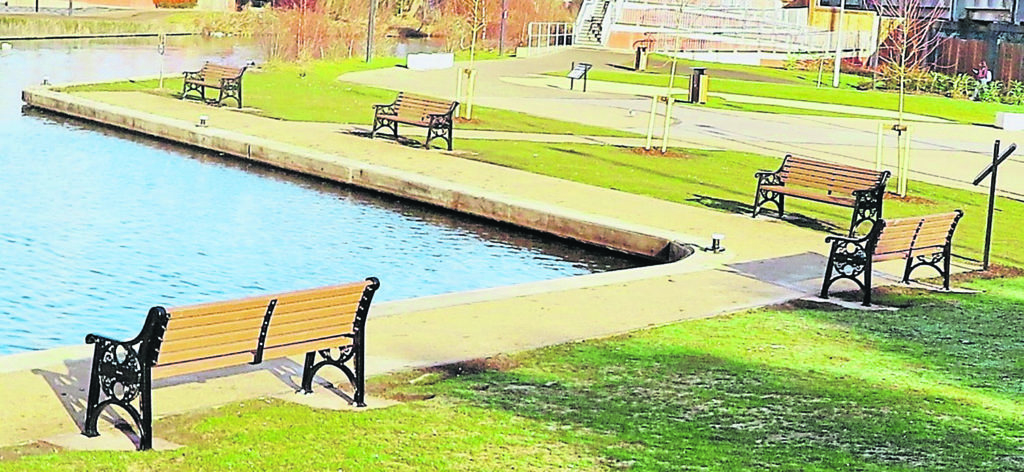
[875,122,884,171]
[365,0,377,63]
[832,0,845,88]
[498,0,508,57]
[972,140,1017,270]
[645,95,658,150]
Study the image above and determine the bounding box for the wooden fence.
[935,37,1024,82]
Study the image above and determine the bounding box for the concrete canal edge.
[21,87,695,264]
[1,88,825,449]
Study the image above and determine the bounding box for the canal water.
[0,36,644,355]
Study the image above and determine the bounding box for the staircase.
[575,0,613,47]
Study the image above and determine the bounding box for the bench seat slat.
[165,306,270,332]
[270,303,360,329]
[264,326,352,350]
[160,320,264,354]
[273,281,369,304]
[783,163,884,183]
[779,172,881,192]
[170,295,276,319]
[263,334,354,359]
[784,157,885,177]
[152,351,254,380]
[157,337,259,366]
[760,185,854,205]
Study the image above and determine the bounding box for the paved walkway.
[340,48,1024,198]
[500,75,947,123]
[2,87,964,450]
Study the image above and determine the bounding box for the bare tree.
[462,0,487,65]
[873,0,948,124]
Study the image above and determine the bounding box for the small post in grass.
[157,33,166,90]
[645,95,658,150]
[972,139,1017,270]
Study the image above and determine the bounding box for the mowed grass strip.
[566,67,1020,125]
[453,140,1024,267]
[65,59,634,138]
[4,275,1023,470]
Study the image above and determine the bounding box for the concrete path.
[330,123,715,149]
[500,75,947,123]
[1,87,974,451]
[339,48,1024,199]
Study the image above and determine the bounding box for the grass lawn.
[563,67,1023,125]
[453,140,1024,267]
[679,96,883,120]
[4,274,1023,470]
[66,59,634,138]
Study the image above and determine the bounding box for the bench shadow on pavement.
[688,194,842,234]
[346,129,441,150]
[31,357,331,445]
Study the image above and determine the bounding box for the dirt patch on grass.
[951,264,1024,281]
[630,147,695,159]
[0,442,62,462]
[884,193,935,205]
[430,355,521,377]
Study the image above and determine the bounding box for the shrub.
[154,0,196,8]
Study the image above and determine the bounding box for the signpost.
[567,62,592,92]
[971,140,1017,270]
[158,34,167,90]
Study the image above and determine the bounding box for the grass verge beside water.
[454,140,1024,267]
[3,274,1023,470]
[65,58,635,137]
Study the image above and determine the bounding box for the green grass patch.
[65,59,633,137]
[453,140,1024,267]
[5,276,1023,470]
[680,95,883,120]
[563,66,1020,125]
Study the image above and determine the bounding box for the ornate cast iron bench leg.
[298,277,377,407]
[820,235,874,306]
[850,190,883,236]
[752,174,783,219]
[82,307,168,451]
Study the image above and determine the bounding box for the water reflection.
[0,37,644,355]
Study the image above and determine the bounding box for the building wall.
[808,3,878,33]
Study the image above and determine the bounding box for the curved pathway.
[340,48,1024,199]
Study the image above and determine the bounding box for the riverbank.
[1,78,902,450]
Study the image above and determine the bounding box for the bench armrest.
[183,69,203,80]
[373,103,397,115]
[825,230,875,246]
[85,332,124,345]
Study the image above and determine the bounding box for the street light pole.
[365,0,377,63]
[832,0,845,88]
[499,0,508,56]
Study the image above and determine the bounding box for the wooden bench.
[82,277,380,450]
[753,155,891,235]
[371,92,459,151]
[820,211,962,306]
[182,62,247,108]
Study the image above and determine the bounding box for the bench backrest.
[152,279,376,379]
[779,155,888,195]
[394,92,457,123]
[199,63,246,82]
[872,211,963,262]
